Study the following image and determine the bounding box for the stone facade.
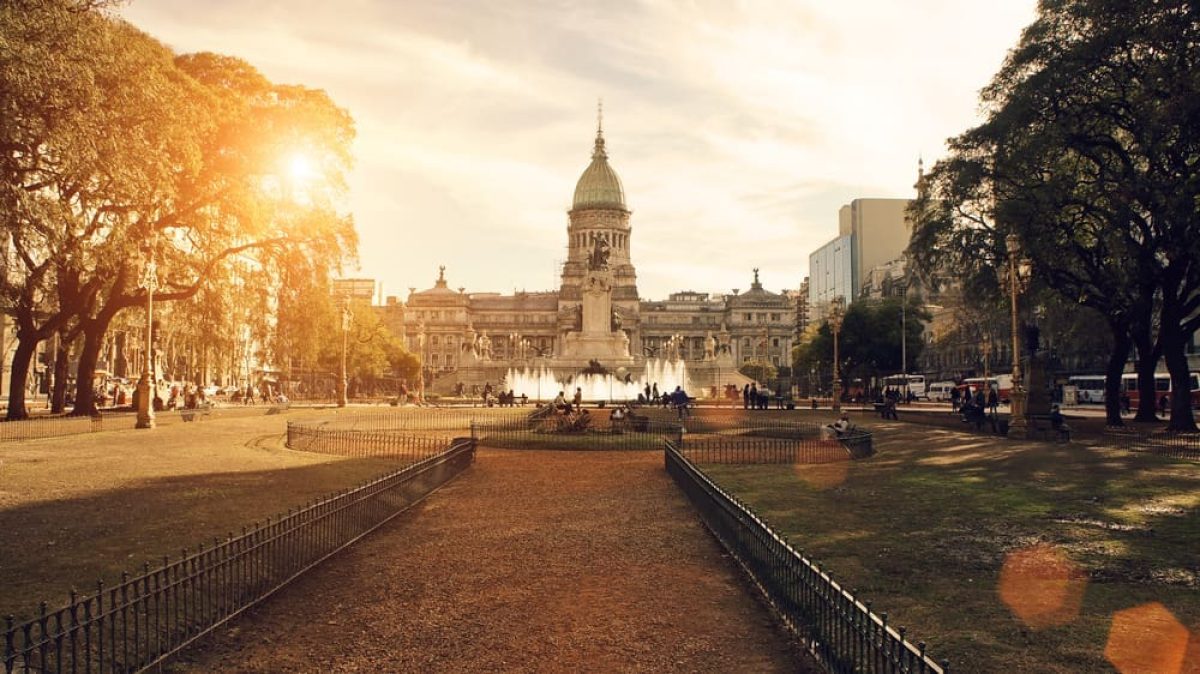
[381,121,795,392]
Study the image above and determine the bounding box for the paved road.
[175,448,811,673]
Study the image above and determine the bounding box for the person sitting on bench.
[824,414,852,439]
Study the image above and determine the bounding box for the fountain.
[505,359,690,402]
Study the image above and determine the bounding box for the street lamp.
[829,295,846,414]
[338,300,349,407]
[1004,233,1031,437]
[901,292,907,376]
[135,252,158,429]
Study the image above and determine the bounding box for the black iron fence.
[1125,430,1200,459]
[2,438,475,674]
[665,441,946,673]
[679,437,852,465]
[306,408,529,435]
[0,415,102,443]
[285,423,452,461]
[471,417,682,451]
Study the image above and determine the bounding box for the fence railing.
[679,437,852,464]
[664,441,946,674]
[471,417,683,451]
[3,438,475,674]
[285,423,452,461]
[0,415,102,443]
[1119,430,1200,460]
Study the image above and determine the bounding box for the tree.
[2,5,201,417]
[738,361,776,386]
[61,46,356,414]
[909,0,1200,430]
[793,299,931,396]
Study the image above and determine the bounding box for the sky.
[120,0,1038,302]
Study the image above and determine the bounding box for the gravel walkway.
[175,448,811,673]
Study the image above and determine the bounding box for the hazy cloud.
[121,0,1035,299]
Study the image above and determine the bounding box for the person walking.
[672,385,689,419]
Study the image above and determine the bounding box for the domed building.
[387,114,796,397]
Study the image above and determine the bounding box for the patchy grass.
[0,408,413,621]
[701,421,1200,673]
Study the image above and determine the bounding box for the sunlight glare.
[288,153,316,184]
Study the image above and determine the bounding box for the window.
[743,338,751,347]
[692,316,700,324]
[772,338,780,347]
[743,313,752,321]
[770,313,781,321]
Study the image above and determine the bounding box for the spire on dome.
[573,103,625,210]
[592,98,607,160]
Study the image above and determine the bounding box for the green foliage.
[738,361,776,385]
[794,298,930,385]
[300,299,419,383]
[908,0,1200,429]
[1,2,360,414]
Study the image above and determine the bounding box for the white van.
[927,381,957,402]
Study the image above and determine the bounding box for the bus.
[881,374,927,399]
[1120,372,1200,409]
[962,375,1014,403]
[1067,375,1107,404]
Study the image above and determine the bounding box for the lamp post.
[338,300,349,407]
[1005,233,1029,438]
[899,283,908,402]
[829,295,846,414]
[135,253,158,429]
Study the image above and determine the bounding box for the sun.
[287,153,316,184]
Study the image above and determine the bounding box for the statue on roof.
[588,236,610,271]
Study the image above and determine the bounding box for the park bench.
[960,406,998,433]
[1025,413,1071,442]
[180,402,213,422]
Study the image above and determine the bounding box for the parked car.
[927,381,957,402]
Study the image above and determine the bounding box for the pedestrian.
[749,383,758,410]
[1158,394,1169,416]
[742,384,751,410]
[987,387,999,416]
[672,385,689,419]
[573,387,583,409]
[950,386,961,412]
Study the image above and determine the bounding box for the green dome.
[572,129,626,211]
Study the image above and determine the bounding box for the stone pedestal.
[561,269,631,362]
[135,372,155,429]
[1007,387,1027,438]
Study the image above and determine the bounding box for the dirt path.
[175,448,810,673]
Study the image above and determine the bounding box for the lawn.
[0,408,410,622]
[701,422,1200,673]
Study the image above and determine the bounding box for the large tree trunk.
[1130,327,1161,423]
[50,337,71,413]
[5,336,39,421]
[1103,326,1132,426]
[1160,323,1198,432]
[70,322,108,416]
